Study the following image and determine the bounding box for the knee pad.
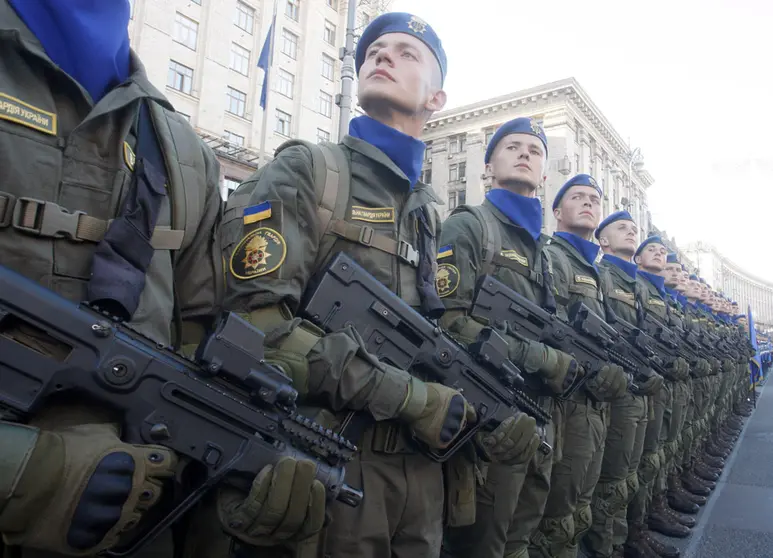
[625,471,640,505]
[637,451,660,486]
[664,440,679,464]
[571,504,593,545]
[532,514,574,557]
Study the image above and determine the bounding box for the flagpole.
[258,0,280,166]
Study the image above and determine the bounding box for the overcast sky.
[390,0,773,280]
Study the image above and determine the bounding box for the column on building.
[465,132,487,207]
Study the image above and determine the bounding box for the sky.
[390,0,773,281]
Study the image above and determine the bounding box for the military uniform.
[582,255,651,558]
[0,1,225,556]
[534,234,611,558]
[437,199,559,558]
[223,130,452,558]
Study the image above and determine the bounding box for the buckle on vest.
[397,240,419,266]
[358,225,374,246]
[13,198,86,242]
[0,192,15,228]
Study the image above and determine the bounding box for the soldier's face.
[663,262,681,286]
[358,33,446,119]
[554,186,602,232]
[600,220,638,257]
[687,279,702,298]
[635,243,667,272]
[699,284,710,302]
[487,133,546,192]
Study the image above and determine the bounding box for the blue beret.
[552,174,602,210]
[699,278,706,284]
[355,13,447,85]
[594,210,634,239]
[689,274,698,281]
[484,117,548,163]
[634,235,666,258]
[667,252,680,264]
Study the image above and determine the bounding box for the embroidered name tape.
[351,206,395,223]
[500,250,529,267]
[0,92,57,135]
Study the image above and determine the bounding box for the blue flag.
[749,305,761,385]
[257,16,275,110]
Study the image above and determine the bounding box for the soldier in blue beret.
[590,210,670,557]
[221,11,462,558]
[439,116,575,558]
[538,177,630,557]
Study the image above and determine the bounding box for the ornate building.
[684,242,773,328]
[420,78,654,241]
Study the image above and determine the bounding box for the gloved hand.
[508,338,580,396]
[263,347,310,397]
[722,358,735,374]
[218,457,325,550]
[476,414,541,465]
[398,377,476,449]
[693,358,712,377]
[0,421,177,555]
[585,363,629,400]
[635,370,664,395]
[664,356,688,380]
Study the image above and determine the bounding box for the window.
[575,153,581,175]
[449,134,466,153]
[281,29,298,59]
[167,61,193,94]
[421,168,432,184]
[174,13,199,49]
[448,191,458,210]
[319,91,333,118]
[224,177,241,193]
[224,130,245,147]
[326,0,336,10]
[458,189,467,205]
[276,69,294,98]
[286,0,299,21]
[485,130,494,145]
[230,43,250,75]
[226,87,247,117]
[449,162,466,182]
[235,1,254,33]
[321,54,335,80]
[276,109,292,136]
[424,141,433,161]
[317,128,330,143]
[324,20,336,45]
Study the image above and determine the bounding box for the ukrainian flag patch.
[438,245,453,259]
[243,201,272,225]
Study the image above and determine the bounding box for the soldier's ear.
[634,255,642,266]
[598,236,609,248]
[426,89,447,112]
[553,207,561,221]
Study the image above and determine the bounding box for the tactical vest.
[458,203,556,312]
[226,138,443,318]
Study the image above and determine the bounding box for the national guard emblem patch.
[408,15,427,34]
[436,263,460,298]
[530,119,543,136]
[230,227,287,280]
[124,141,136,171]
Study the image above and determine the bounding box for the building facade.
[420,78,654,242]
[127,0,389,198]
[684,243,773,328]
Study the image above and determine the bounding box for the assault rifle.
[299,252,552,463]
[639,311,704,370]
[0,263,362,557]
[470,275,651,399]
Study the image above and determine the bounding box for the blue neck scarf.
[677,294,688,308]
[555,232,600,269]
[349,115,425,188]
[602,254,637,279]
[639,270,667,298]
[9,0,132,103]
[486,189,543,240]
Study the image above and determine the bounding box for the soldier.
[627,237,694,544]
[532,174,629,558]
[221,12,535,558]
[583,211,664,558]
[437,117,579,558]
[0,2,325,557]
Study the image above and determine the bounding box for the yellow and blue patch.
[243,201,272,225]
[437,244,453,260]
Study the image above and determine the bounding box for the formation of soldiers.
[0,3,756,558]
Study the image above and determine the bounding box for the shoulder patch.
[614,288,635,300]
[123,141,136,171]
[0,92,57,135]
[351,206,395,223]
[243,201,272,225]
[648,298,666,308]
[230,227,287,280]
[436,263,460,298]
[438,244,453,259]
[574,274,597,287]
[500,249,529,267]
